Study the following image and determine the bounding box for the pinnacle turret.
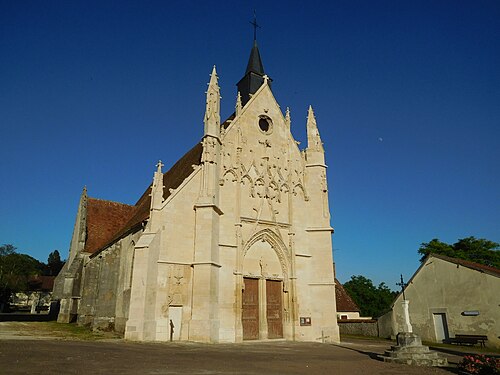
[236,91,242,117]
[306,105,324,153]
[204,65,221,138]
[150,160,164,211]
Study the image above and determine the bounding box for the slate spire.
[245,40,265,76]
[236,36,271,106]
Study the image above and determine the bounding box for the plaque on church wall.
[300,317,311,326]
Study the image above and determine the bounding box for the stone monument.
[380,275,448,367]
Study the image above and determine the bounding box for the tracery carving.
[202,136,218,164]
[242,228,291,286]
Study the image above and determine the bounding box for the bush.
[458,354,499,375]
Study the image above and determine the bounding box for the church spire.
[236,15,271,106]
[204,65,221,138]
[245,40,265,76]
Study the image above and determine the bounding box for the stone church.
[53,40,340,343]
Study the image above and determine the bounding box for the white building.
[378,254,500,349]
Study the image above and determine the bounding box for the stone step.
[380,355,448,367]
[390,345,430,353]
[383,350,440,360]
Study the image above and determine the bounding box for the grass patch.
[2,321,123,341]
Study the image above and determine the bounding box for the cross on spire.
[250,10,260,41]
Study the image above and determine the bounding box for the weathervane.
[250,10,260,41]
[396,274,407,300]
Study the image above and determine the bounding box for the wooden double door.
[242,278,283,340]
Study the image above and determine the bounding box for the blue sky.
[1,1,498,288]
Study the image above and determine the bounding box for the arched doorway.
[241,230,288,340]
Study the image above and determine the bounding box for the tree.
[343,275,397,318]
[0,244,45,311]
[418,236,500,268]
[46,250,64,276]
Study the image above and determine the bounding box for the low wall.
[338,319,378,337]
[0,301,60,322]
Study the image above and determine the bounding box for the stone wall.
[338,319,378,337]
[78,243,122,330]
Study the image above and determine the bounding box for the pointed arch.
[293,183,307,200]
[280,183,290,194]
[254,177,265,198]
[222,168,238,183]
[241,174,254,198]
[243,228,290,288]
[268,180,280,201]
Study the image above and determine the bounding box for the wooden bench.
[445,334,488,348]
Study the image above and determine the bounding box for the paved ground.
[0,322,463,374]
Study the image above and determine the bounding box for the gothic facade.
[53,41,340,343]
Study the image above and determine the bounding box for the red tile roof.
[87,142,203,257]
[28,276,55,292]
[84,199,136,254]
[335,278,360,312]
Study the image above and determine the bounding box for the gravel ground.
[0,322,461,374]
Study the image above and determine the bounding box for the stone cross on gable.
[156,160,164,171]
[263,74,269,83]
[396,274,407,300]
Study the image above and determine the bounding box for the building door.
[169,306,182,341]
[433,313,449,342]
[242,278,259,340]
[266,280,283,339]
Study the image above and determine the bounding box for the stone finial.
[285,107,291,129]
[156,160,164,174]
[236,91,242,117]
[151,160,164,210]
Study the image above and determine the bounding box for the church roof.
[85,198,136,254]
[87,142,203,257]
[335,278,360,312]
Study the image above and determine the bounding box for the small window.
[258,116,272,134]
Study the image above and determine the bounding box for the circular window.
[258,116,272,134]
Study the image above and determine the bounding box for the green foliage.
[46,250,64,276]
[418,236,500,268]
[0,244,45,309]
[343,275,397,318]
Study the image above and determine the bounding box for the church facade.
[53,41,340,343]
